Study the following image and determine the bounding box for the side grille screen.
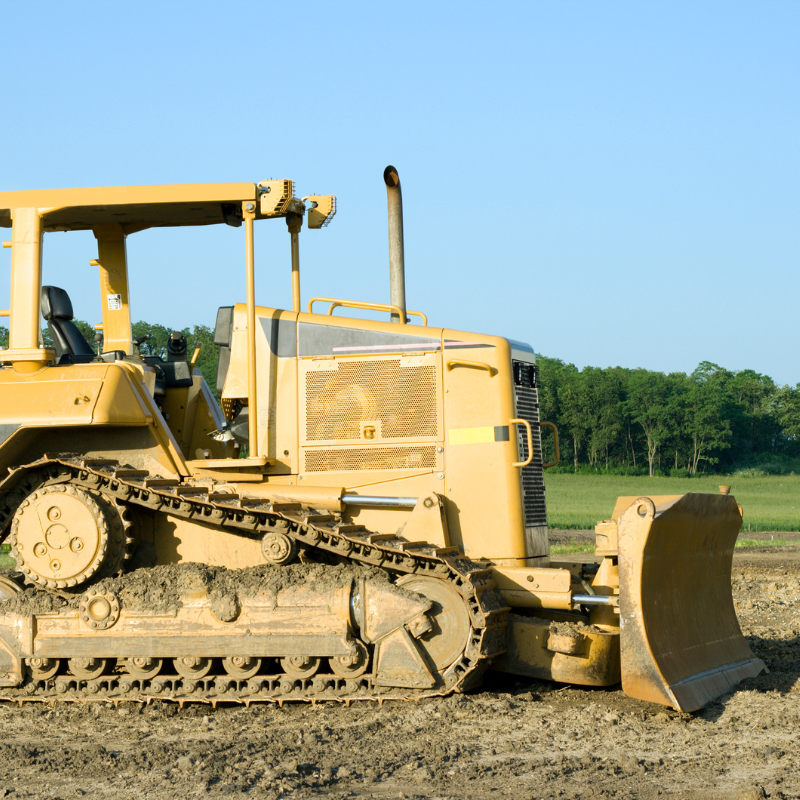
[513,361,548,528]
[305,359,437,441]
[305,446,437,473]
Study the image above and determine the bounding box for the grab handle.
[510,418,534,468]
[446,359,496,377]
[539,421,560,468]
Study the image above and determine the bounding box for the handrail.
[539,421,560,468]
[404,309,427,325]
[0,310,9,317]
[446,359,496,377]
[307,296,428,326]
[510,418,534,468]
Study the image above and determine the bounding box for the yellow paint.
[7,207,46,363]
[93,224,132,354]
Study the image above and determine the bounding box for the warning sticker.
[107,294,122,310]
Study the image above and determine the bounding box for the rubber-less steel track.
[0,456,509,705]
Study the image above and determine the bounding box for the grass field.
[549,536,793,555]
[544,473,800,532]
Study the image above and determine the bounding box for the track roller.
[68,657,112,679]
[222,656,262,678]
[123,657,164,679]
[27,657,60,680]
[173,656,213,679]
[280,655,321,678]
[329,641,369,677]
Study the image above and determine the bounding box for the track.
[0,455,509,704]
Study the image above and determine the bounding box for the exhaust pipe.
[384,165,406,323]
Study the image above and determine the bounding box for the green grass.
[0,543,13,569]
[550,541,595,555]
[550,537,793,555]
[544,472,800,532]
[735,536,790,548]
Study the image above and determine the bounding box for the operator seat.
[41,286,96,362]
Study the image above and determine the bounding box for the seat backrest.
[41,286,96,360]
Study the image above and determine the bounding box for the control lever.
[131,333,151,355]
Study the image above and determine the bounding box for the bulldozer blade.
[617,493,766,712]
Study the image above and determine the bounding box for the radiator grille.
[513,361,548,529]
[305,359,437,441]
[304,446,437,473]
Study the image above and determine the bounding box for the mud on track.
[0,539,798,800]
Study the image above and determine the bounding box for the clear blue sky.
[2,1,798,385]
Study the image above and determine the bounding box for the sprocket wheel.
[92,495,135,579]
[9,485,117,590]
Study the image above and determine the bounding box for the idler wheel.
[329,641,369,678]
[280,655,321,678]
[396,574,471,671]
[27,657,60,680]
[0,575,22,602]
[10,486,112,589]
[68,657,111,679]
[123,657,164,679]
[173,656,213,679]
[222,656,262,679]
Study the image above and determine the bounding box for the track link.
[0,456,509,704]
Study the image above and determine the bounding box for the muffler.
[384,165,406,323]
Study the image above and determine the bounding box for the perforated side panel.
[513,361,548,529]
[305,359,437,442]
[305,446,437,473]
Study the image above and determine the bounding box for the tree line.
[536,356,800,476]
[2,322,798,476]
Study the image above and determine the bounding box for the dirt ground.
[0,534,798,800]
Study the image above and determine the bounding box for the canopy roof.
[0,182,258,231]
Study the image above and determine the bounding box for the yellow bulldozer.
[0,168,764,710]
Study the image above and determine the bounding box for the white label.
[107,294,122,310]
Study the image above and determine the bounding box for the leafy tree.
[536,356,582,468]
[684,363,733,474]
[773,384,800,442]
[727,369,780,455]
[662,373,691,471]
[558,367,591,471]
[582,367,624,469]
[625,370,675,476]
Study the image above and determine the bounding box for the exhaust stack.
[384,165,406,323]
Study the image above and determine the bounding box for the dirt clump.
[0,561,399,618]
[511,613,602,636]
